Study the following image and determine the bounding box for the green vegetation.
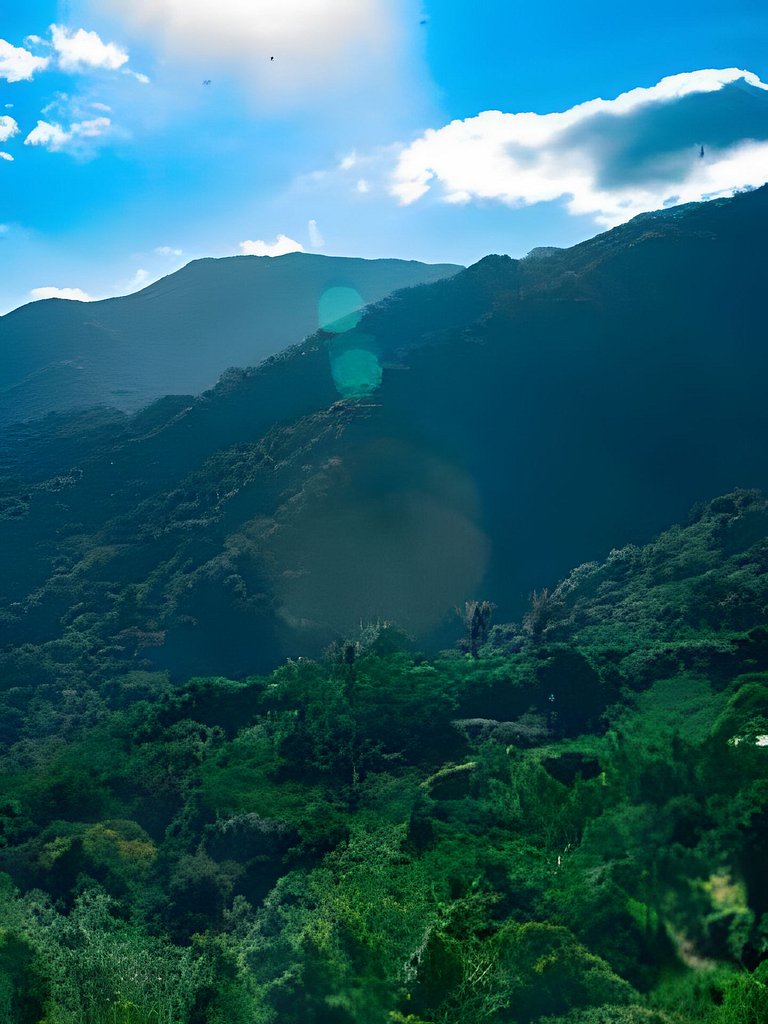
[3,188,768,1020]
[4,185,768,680]
[2,491,768,1021]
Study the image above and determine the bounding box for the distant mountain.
[0,254,462,425]
[2,186,768,683]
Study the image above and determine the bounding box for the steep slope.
[0,254,461,425]
[1,186,768,681]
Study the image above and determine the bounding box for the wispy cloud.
[239,234,304,257]
[127,268,150,289]
[307,219,324,249]
[390,68,768,226]
[329,143,399,198]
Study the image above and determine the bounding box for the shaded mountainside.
[0,253,461,425]
[2,186,768,680]
[2,492,768,1022]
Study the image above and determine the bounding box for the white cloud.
[0,115,18,142]
[391,68,768,226]
[51,24,129,72]
[30,286,95,301]
[1,26,144,95]
[25,121,69,150]
[0,152,13,162]
[155,245,183,256]
[24,116,111,153]
[307,219,324,249]
[41,94,68,118]
[0,39,50,82]
[239,234,305,257]
[128,268,150,288]
[330,143,399,197]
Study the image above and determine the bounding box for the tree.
[460,602,496,658]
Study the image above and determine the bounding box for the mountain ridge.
[0,253,462,426]
[2,185,768,679]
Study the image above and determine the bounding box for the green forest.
[2,489,768,1023]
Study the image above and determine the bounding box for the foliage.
[1,493,768,1020]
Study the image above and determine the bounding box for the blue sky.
[1,0,767,313]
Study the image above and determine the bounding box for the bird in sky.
[202,79,212,86]
[699,144,705,158]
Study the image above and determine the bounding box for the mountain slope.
[0,254,461,425]
[1,186,768,680]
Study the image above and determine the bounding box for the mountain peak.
[0,255,462,426]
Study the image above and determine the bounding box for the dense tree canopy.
[1,492,767,1021]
